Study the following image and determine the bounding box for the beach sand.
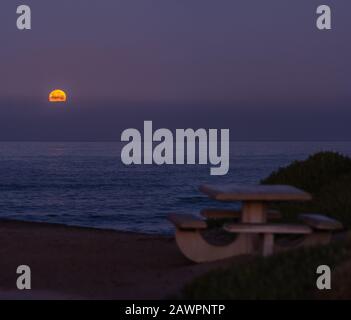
[0,219,242,300]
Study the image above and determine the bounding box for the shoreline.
[0,217,161,237]
[0,218,243,300]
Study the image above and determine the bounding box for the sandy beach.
[0,219,242,300]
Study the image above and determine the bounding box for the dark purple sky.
[0,0,350,140]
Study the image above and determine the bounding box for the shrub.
[181,240,351,299]
[262,151,351,227]
[314,174,351,227]
[262,152,351,193]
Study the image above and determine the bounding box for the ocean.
[0,141,350,234]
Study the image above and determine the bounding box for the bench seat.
[201,208,281,220]
[299,214,343,231]
[224,222,312,257]
[224,223,312,235]
[168,213,207,230]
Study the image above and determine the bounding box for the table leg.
[241,201,268,254]
[242,201,267,223]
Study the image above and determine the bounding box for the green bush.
[181,240,351,299]
[262,152,351,227]
[262,152,351,193]
[314,174,351,227]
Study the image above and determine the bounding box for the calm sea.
[0,141,350,234]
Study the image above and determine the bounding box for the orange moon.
[49,89,67,103]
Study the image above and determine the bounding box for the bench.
[168,213,249,262]
[167,213,343,261]
[168,210,281,231]
[299,214,343,231]
[201,208,281,220]
[224,223,312,256]
[168,213,207,230]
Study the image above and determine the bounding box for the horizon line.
[0,140,351,143]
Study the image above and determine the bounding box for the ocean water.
[0,141,350,234]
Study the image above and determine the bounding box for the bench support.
[174,229,248,263]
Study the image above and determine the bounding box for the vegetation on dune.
[181,239,351,299]
[182,151,351,299]
[262,151,351,227]
[315,174,351,227]
[262,152,351,193]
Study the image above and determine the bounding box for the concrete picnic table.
[169,184,344,261]
[199,184,312,223]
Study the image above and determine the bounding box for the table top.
[199,184,312,202]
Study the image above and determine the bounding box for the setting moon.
[49,89,67,103]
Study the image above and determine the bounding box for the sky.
[0,0,350,141]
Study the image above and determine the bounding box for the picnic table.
[168,184,342,262]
